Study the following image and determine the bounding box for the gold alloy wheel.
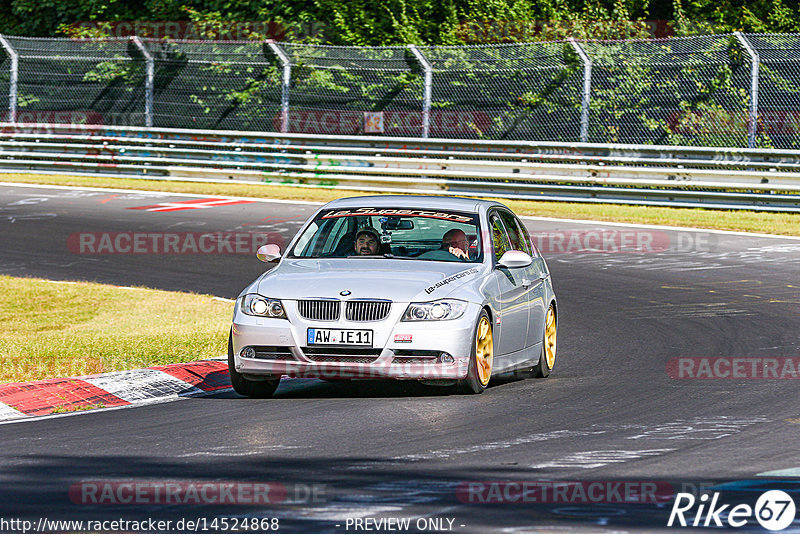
[545,306,557,370]
[476,316,494,386]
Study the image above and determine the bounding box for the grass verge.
[0,275,231,383]
[1,173,799,236]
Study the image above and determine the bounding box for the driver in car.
[352,227,380,256]
[419,228,470,261]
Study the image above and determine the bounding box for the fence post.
[407,44,432,138]
[0,35,18,124]
[734,32,759,149]
[266,40,291,133]
[568,38,592,143]
[131,36,154,128]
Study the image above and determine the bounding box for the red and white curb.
[0,359,231,422]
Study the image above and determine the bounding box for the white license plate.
[307,328,373,346]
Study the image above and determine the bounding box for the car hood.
[255,259,486,302]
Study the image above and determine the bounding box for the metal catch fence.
[1,33,800,148]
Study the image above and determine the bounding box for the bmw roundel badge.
[340,290,351,296]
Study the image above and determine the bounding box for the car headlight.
[241,294,287,319]
[402,299,467,321]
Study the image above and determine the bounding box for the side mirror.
[497,250,532,269]
[256,244,282,263]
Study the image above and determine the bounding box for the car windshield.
[289,207,483,263]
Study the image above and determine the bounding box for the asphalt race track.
[1,182,800,533]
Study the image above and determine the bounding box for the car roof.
[321,195,506,213]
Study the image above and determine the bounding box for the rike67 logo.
[668,490,796,531]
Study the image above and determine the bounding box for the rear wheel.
[458,310,494,394]
[532,304,557,378]
[227,332,281,398]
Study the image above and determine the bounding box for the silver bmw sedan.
[229,195,557,396]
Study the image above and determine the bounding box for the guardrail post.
[0,35,18,124]
[568,38,592,144]
[734,32,759,149]
[407,44,432,138]
[131,36,154,128]
[266,40,291,134]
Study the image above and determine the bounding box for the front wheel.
[458,310,494,394]
[228,332,281,398]
[532,304,557,378]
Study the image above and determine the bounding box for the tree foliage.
[2,0,800,43]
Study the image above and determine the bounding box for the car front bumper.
[230,301,480,380]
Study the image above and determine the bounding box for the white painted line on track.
[0,181,325,206]
[530,448,675,470]
[174,445,310,457]
[345,430,606,471]
[757,468,800,476]
[1,182,798,240]
[44,279,146,291]
[397,429,605,461]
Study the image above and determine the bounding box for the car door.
[499,210,548,351]
[488,211,530,358]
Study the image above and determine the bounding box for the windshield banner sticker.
[425,268,480,294]
[322,208,473,223]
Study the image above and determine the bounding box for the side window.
[296,217,351,256]
[489,213,511,262]
[499,211,532,255]
[293,221,319,256]
[498,211,525,253]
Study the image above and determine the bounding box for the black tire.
[457,310,494,394]
[532,304,557,378]
[227,332,280,398]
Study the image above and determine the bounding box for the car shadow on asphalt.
[212,376,530,399]
[235,378,465,399]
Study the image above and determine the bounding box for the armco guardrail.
[1,124,799,212]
